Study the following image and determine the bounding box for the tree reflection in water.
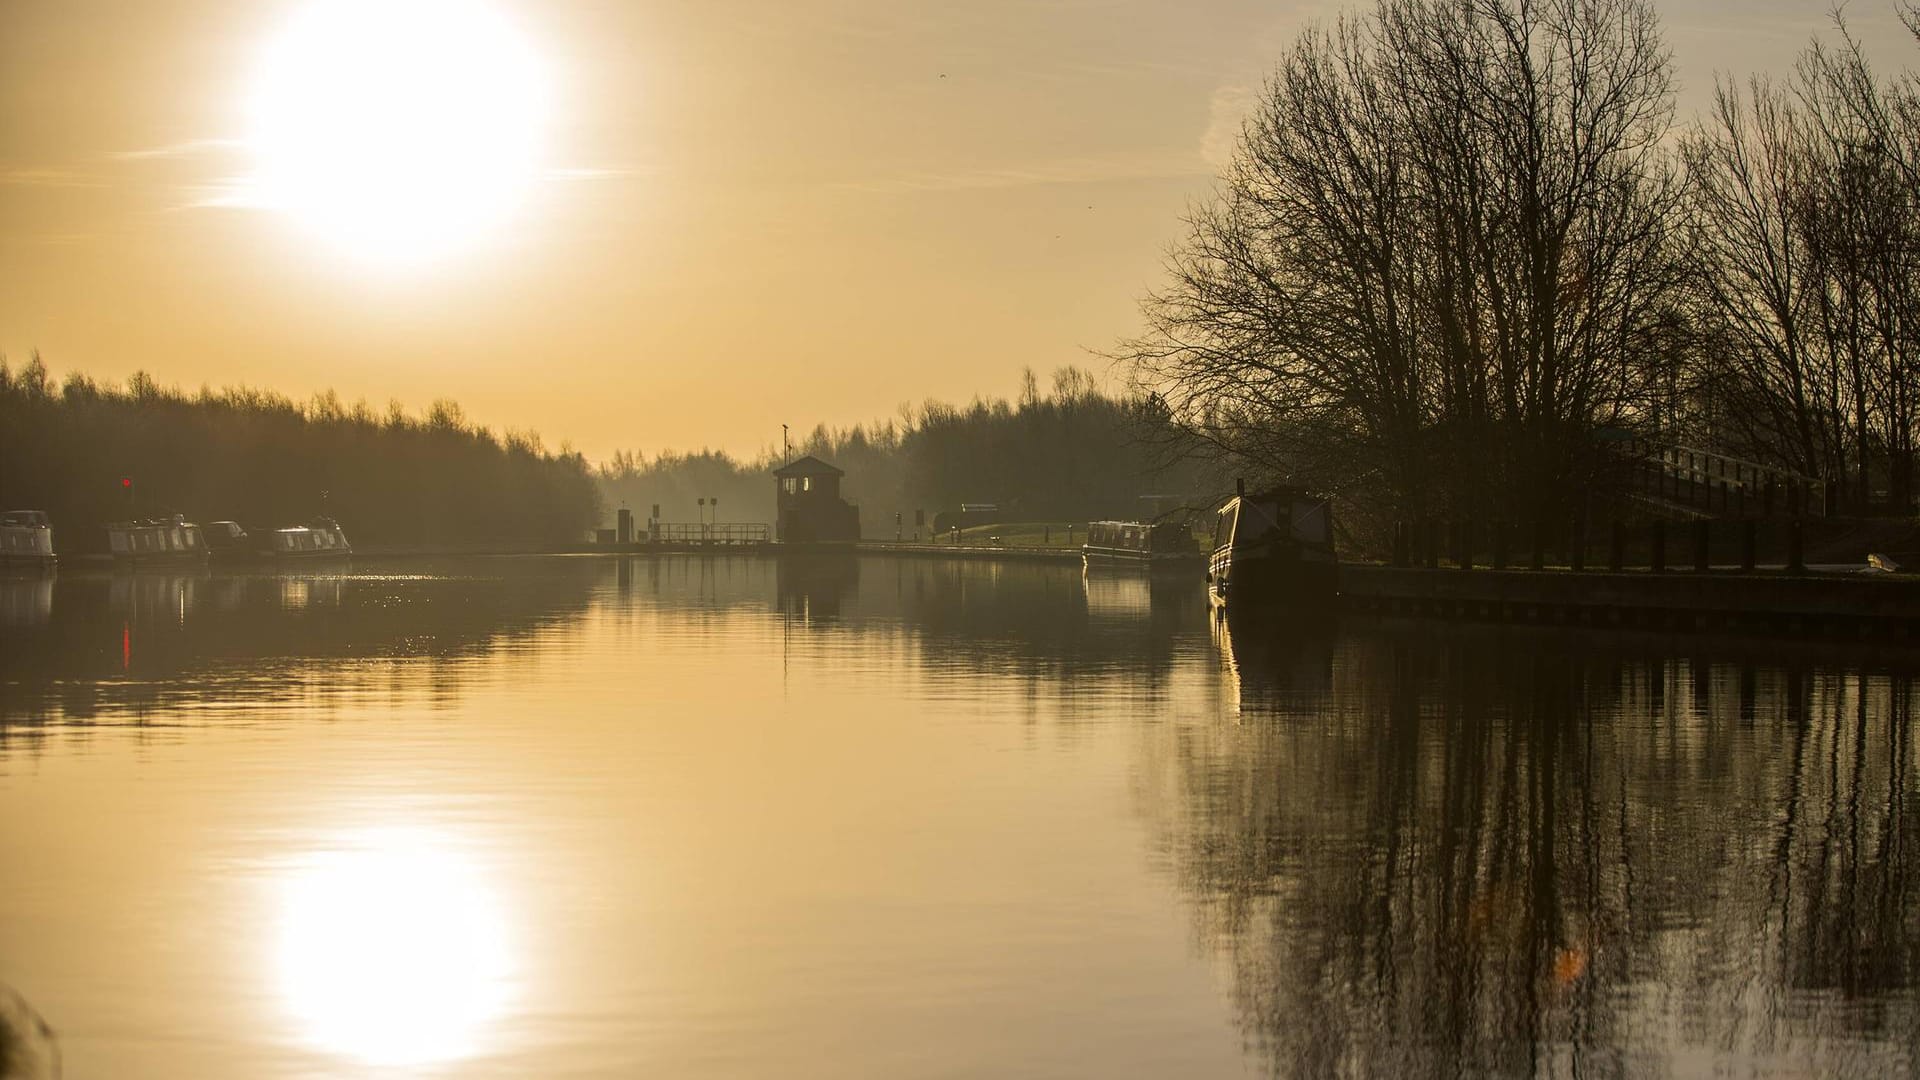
[1150,617,1918,1078]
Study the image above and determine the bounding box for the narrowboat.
[0,510,57,571]
[1206,485,1338,610]
[108,515,210,568]
[1082,520,1199,565]
[260,517,352,561]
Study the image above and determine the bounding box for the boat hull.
[0,553,57,574]
[1207,547,1339,612]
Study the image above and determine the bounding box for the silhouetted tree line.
[1126,0,1920,530]
[0,356,601,551]
[598,366,1224,534]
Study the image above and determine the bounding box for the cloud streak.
[839,150,1214,194]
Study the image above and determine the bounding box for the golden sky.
[3,0,1914,461]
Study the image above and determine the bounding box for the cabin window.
[184,530,199,549]
[1212,511,1231,550]
[802,476,813,493]
[1290,502,1328,544]
[782,477,798,495]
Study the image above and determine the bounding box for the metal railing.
[1615,437,1828,518]
[650,522,771,545]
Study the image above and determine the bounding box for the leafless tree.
[1126,0,1682,526]
[1683,10,1920,513]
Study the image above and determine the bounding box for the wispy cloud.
[109,137,244,161]
[1199,82,1258,170]
[840,150,1213,194]
[0,167,102,188]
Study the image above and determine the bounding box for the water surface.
[1,556,1914,1078]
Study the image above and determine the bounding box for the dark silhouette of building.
[774,455,860,543]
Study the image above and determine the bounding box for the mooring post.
[1740,519,1757,572]
[1694,519,1711,573]
[1788,518,1805,573]
[1609,519,1625,571]
[1650,520,1666,573]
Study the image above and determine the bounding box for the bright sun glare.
[245,0,550,266]
[275,828,515,1067]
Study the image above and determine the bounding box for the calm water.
[1,556,1914,1079]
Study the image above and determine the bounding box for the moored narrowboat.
[0,510,57,572]
[1082,520,1199,565]
[108,515,210,568]
[1206,485,1338,610]
[261,517,352,561]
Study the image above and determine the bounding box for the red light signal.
[121,477,132,488]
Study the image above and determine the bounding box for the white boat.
[262,517,352,561]
[1082,520,1200,566]
[0,510,56,571]
[108,515,210,568]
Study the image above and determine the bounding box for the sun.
[245,0,551,267]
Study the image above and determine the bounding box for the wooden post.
[1650,520,1666,573]
[1609,519,1625,571]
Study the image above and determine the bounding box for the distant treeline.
[598,366,1225,535]
[0,356,600,551]
[1128,0,1920,526]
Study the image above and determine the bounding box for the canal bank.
[1340,563,1920,635]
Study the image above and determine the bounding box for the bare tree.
[1685,11,1920,514]
[1126,0,1682,527]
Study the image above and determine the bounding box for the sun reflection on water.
[274,827,515,1068]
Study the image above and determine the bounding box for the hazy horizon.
[5,0,1917,462]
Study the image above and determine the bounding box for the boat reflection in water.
[0,573,53,630]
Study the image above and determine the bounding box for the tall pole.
[782,424,789,466]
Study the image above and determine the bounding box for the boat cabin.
[266,518,352,557]
[108,516,208,564]
[1083,520,1195,562]
[1207,486,1338,609]
[0,510,55,567]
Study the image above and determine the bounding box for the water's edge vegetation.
[1,359,1218,548]
[0,359,602,551]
